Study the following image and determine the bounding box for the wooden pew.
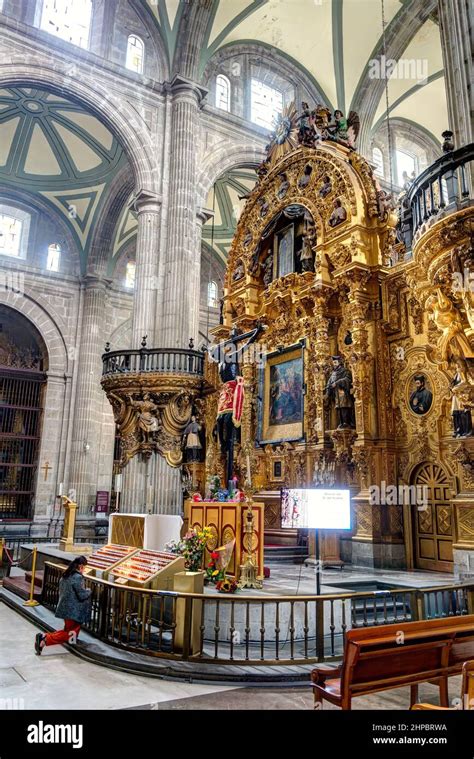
[412,660,474,711]
[311,615,474,710]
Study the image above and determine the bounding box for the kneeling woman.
[35,555,91,654]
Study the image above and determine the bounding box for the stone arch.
[350,0,438,156]
[197,144,264,209]
[0,185,82,277]
[87,165,135,276]
[109,317,132,349]
[0,63,157,193]
[201,41,333,110]
[0,291,68,376]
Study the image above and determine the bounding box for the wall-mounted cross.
[41,461,52,481]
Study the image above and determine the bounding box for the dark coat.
[55,571,91,624]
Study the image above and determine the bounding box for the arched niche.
[0,305,49,519]
[247,203,317,288]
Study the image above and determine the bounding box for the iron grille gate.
[0,368,46,519]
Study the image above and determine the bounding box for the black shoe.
[35,633,44,655]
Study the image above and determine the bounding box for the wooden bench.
[311,615,474,710]
[412,660,474,710]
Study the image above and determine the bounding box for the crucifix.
[41,461,52,481]
[208,323,264,486]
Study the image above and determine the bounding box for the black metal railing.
[40,562,474,665]
[401,143,473,247]
[102,348,205,377]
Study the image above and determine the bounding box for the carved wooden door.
[412,462,453,572]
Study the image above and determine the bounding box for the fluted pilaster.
[158,76,207,347]
[69,277,108,513]
[131,191,162,346]
[438,0,473,147]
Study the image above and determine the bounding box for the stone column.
[69,277,108,515]
[120,78,208,517]
[131,191,162,346]
[121,454,182,515]
[158,75,207,347]
[438,0,473,148]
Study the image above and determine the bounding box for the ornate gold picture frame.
[257,343,305,444]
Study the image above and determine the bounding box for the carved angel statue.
[311,104,332,139]
[297,102,315,145]
[129,392,159,437]
[327,110,360,148]
[261,253,274,287]
[425,288,474,361]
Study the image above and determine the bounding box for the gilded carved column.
[311,292,331,443]
[69,277,109,514]
[345,271,374,442]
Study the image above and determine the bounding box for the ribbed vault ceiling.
[0,86,127,270]
[145,0,447,142]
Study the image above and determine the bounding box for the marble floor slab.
[127,678,463,711]
[0,604,236,711]
[0,602,464,711]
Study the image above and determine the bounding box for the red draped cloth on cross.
[217,377,244,427]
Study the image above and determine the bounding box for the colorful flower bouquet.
[206,551,225,583]
[165,526,212,572]
[215,576,238,594]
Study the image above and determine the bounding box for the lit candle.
[58,482,63,497]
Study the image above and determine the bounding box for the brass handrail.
[42,562,474,602]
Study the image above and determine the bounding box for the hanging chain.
[381,0,394,195]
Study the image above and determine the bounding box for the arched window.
[125,261,136,289]
[39,0,92,49]
[46,243,61,272]
[207,280,218,308]
[0,205,30,259]
[126,35,144,74]
[215,75,231,112]
[372,147,384,177]
[396,149,417,186]
[250,78,283,130]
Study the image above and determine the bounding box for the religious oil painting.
[258,344,305,444]
[269,359,303,425]
[407,373,433,416]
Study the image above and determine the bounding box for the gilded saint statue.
[425,288,474,361]
[324,356,355,428]
[450,358,473,437]
[298,235,314,272]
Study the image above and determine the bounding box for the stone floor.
[0,602,462,711]
[258,563,456,597]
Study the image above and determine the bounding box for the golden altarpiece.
[102,107,473,578]
[195,114,474,576]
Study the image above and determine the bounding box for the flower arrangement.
[206,551,225,583]
[165,526,212,572]
[215,576,238,594]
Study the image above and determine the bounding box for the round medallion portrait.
[407,373,433,416]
